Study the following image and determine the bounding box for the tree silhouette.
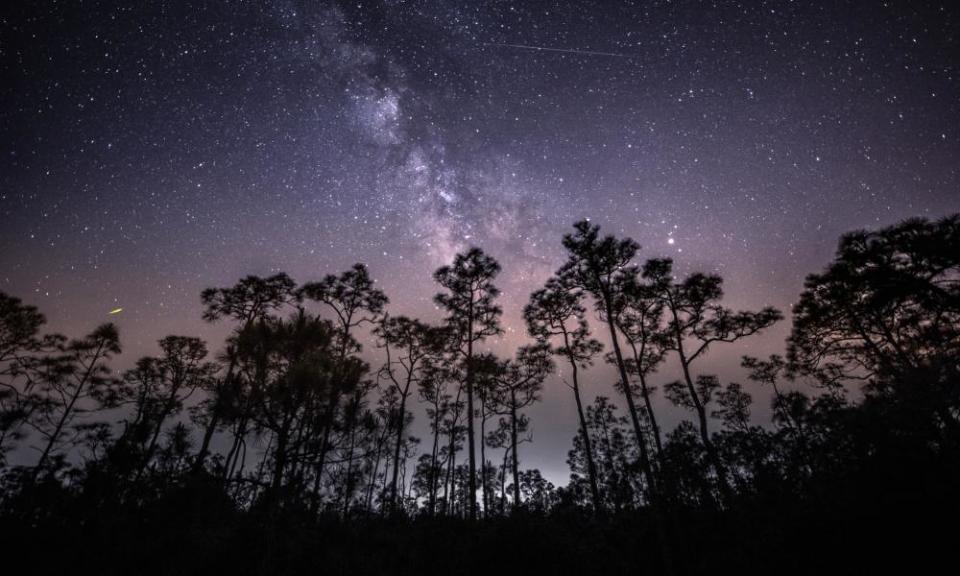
[559,220,674,573]
[193,273,296,473]
[644,257,781,504]
[559,221,661,505]
[417,361,458,515]
[741,354,808,433]
[568,396,642,510]
[363,389,395,512]
[112,336,215,487]
[433,247,503,520]
[439,383,467,516]
[0,214,957,576]
[299,263,389,358]
[299,264,387,507]
[488,344,553,510]
[712,382,752,433]
[30,323,121,480]
[0,292,61,466]
[525,277,605,510]
[473,352,501,515]
[788,216,960,423]
[614,273,669,462]
[375,315,445,512]
[516,468,556,513]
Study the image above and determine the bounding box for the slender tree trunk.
[365,453,380,513]
[34,384,84,480]
[597,409,618,509]
[571,363,602,511]
[510,392,521,510]
[255,432,273,479]
[443,424,456,516]
[311,430,330,509]
[270,417,292,509]
[678,348,733,503]
[221,418,242,480]
[192,356,236,475]
[286,413,310,492]
[671,316,734,506]
[405,461,416,502]
[499,446,509,515]
[428,402,442,515]
[366,420,390,513]
[604,295,674,576]
[311,388,342,512]
[464,306,478,520]
[312,326,354,507]
[390,382,411,512]
[34,342,105,479]
[603,300,657,499]
[637,371,664,459]
[137,385,183,482]
[230,437,248,500]
[479,392,489,516]
[442,387,463,517]
[626,338,664,459]
[340,396,360,516]
[562,328,603,512]
[223,411,250,482]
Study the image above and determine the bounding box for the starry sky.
[2,1,958,481]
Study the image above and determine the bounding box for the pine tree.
[433,247,503,520]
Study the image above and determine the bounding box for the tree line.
[1,215,958,575]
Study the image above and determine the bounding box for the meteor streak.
[483,42,631,58]
[109,307,123,315]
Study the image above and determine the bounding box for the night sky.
[2,1,958,480]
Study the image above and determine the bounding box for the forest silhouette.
[1,216,958,575]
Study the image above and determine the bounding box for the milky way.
[2,1,958,480]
